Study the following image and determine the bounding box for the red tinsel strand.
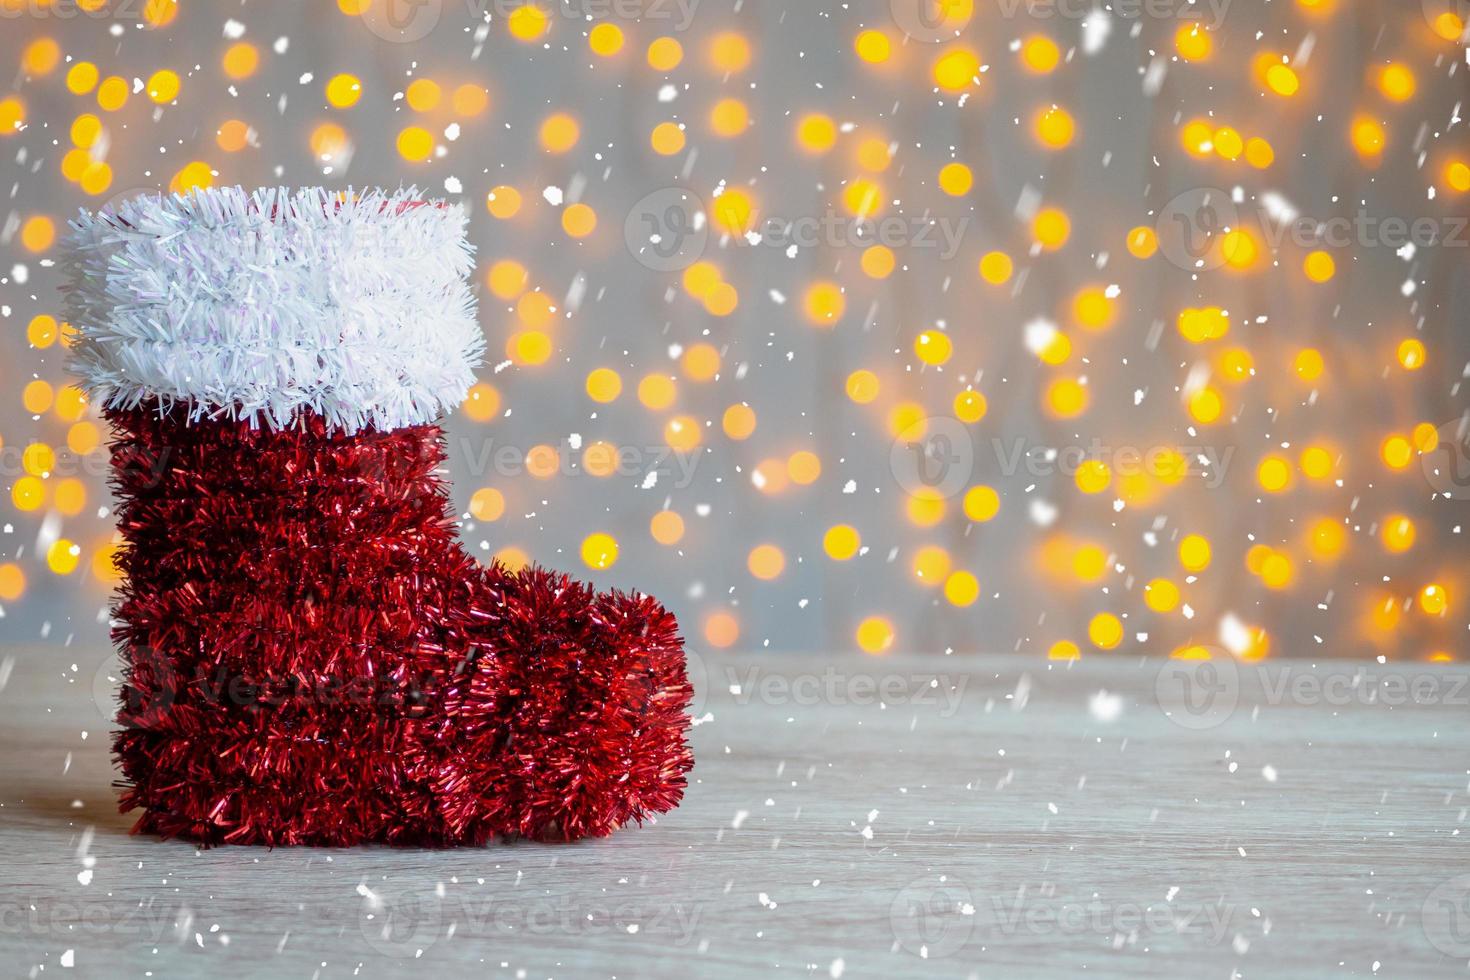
[104,404,692,847]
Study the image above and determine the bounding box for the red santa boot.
[62,186,693,846]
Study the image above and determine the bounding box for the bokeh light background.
[1,0,1468,662]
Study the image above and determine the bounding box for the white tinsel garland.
[61,185,484,434]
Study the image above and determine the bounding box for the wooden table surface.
[1,645,1467,979]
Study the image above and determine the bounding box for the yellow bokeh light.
[979,251,1013,284]
[1378,63,1414,102]
[405,78,441,112]
[748,543,786,580]
[462,382,501,422]
[651,510,686,546]
[650,121,686,156]
[487,259,529,300]
[1303,250,1335,282]
[710,98,750,138]
[953,390,986,423]
[22,37,61,76]
[845,370,880,404]
[1034,106,1075,148]
[796,113,837,153]
[860,245,896,279]
[588,22,625,57]
[486,185,522,219]
[708,31,752,73]
[648,37,684,71]
[937,162,972,196]
[1045,377,1088,418]
[581,532,619,570]
[722,403,757,440]
[712,189,755,235]
[469,487,505,522]
[823,524,861,561]
[585,367,622,403]
[856,617,895,655]
[803,281,846,326]
[1088,613,1124,650]
[1175,24,1211,61]
[1032,207,1070,250]
[561,202,597,238]
[932,47,979,92]
[0,563,25,601]
[222,42,260,80]
[963,485,1000,522]
[705,611,739,649]
[915,329,952,365]
[855,29,892,65]
[508,4,550,42]
[396,125,434,162]
[944,570,980,607]
[1144,578,1180,613]
[1381,515,1415,553]
[1020,35,1061,73]
[637,374,677,410]
[1179,534,1212,572]
[47,539,80,576]
[906,489,946,528]
[787,450,821,485]
[539,112,580,153]
[1048,640,1081,661]
[146,69,180,104]
[1351,115,1385,158]
[912,545,951,585]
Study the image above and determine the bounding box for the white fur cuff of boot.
[61,185,484,434]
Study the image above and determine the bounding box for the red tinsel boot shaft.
[63,187,693,846]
